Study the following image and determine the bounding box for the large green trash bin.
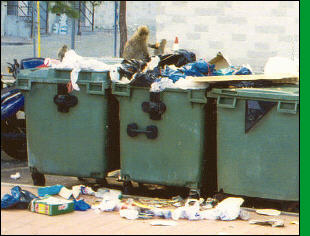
[16,67,120,185]
[112,83,212,196]
[207,85,299,201]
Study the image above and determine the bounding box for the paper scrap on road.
[256,209,281,216]
[150,220,178,226]
[10,172,21,180]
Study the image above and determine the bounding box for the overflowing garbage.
[50,49,298,95]
[1,184,297,229]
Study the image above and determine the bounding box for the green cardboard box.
[30,196,74,216]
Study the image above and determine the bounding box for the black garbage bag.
[1,186,38,209]
[118,59,149,80]
[130,67,161,87]
[158,49,196,68]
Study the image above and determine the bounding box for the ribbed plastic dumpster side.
[112,82,210,196]
[16,68,120,185]
[207,86,299,201]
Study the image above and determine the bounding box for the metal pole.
[32,1,36,57]
[114,1,118,57]
[37,1,41,57]
[77,1,81,35]
[71,18,76,49]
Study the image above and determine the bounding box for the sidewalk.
[1,183,299,235]
[1,36,33,45]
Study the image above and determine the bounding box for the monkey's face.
[139,31,149,41]
[138,26,149,41]
[161,39,167,46]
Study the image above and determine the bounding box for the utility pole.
[71,18,76,49]
[71,1,79,50]
[37,1,41,57]
[32,1,36,57]
[114,1,119,57]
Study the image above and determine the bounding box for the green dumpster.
[207,85,299,201]
[112,83,212,196]
[16,67,120,186]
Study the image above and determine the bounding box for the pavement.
[1,151,300,235]
[1,183,299,235]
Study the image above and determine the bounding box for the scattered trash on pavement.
[10,172,21,180]
[30,196,74,216]
[58,186,74,199]
[249,219,284,227]
[256,209,281,216]
[80,186,96,196]
[213,197,245,221]
[38,185,64,197]
[150,220,178,226]
[290,221,299,225]
[73,199,91,211]
[120,209,140,220]
[239,209,251,221]
[1,186,38,209]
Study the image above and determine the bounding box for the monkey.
[148,39,167,56]
[57,44,69,62]
[122,25,150,60]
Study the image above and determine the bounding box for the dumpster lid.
[210,86,299,101]
[17,68,49,79]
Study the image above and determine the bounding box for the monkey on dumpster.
[57,44,69,62]
[122,25,150,60]
[148,39,167,56]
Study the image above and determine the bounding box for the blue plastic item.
[161,66,186,82]
[235,66,252,75]
[38,185,64,197]
[160,60,216,83]
[212,66,252,76]
[1,92,24,120]
[180,59,215,76]
[20,58,45,69]
[73,199,91,211]
[1,186,38,209]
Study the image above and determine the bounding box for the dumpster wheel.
[30,168,45,186]
[123,181,133,195]
[189,189,201,199]
[95,178,108,186]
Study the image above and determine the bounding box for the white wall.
[155,1,299,72]
[1,2,6,36]
[94,1,158,32]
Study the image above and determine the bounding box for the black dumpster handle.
[127,123,158,139]
[53,94,78,113]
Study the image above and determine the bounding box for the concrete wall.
[1,2,6,36]
[155,1,299,72]
[94,1,158,32]
[5,15,31,38]
[2,1,32,38]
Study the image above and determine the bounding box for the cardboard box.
[30,196,74,216]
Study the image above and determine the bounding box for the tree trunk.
[119,1,127,58]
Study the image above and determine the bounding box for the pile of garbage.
[49,48,298,94]
[49,50,270,93]
[47,47,299,95]
[1,184,287,227]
